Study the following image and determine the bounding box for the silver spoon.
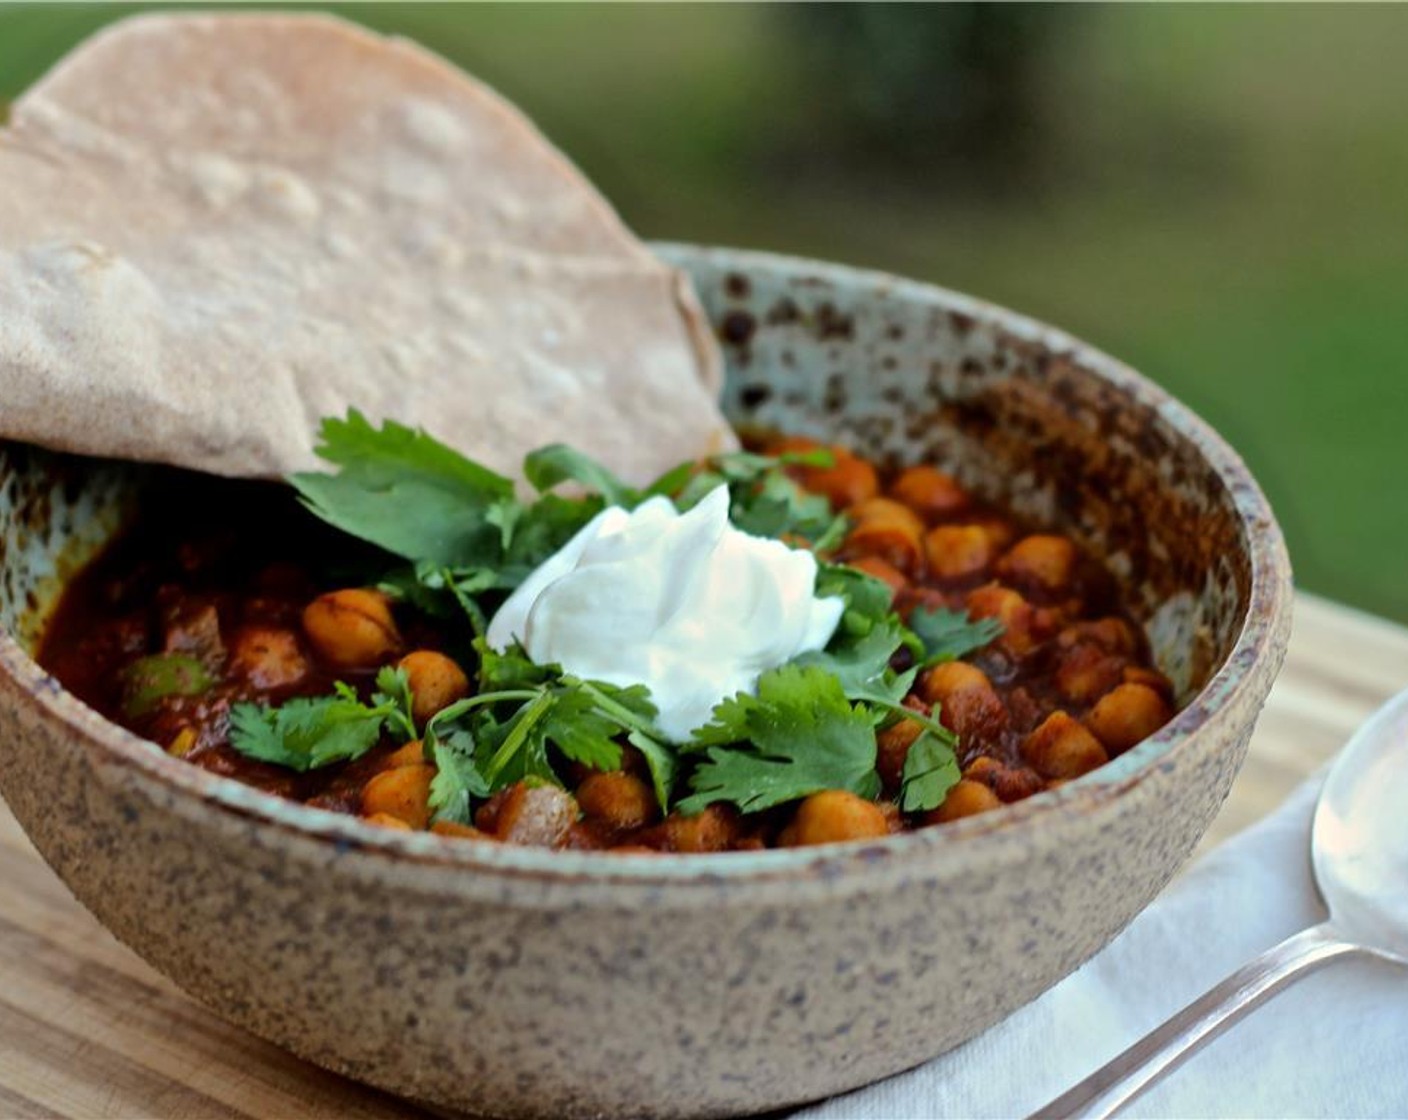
[1031,686,1408,1119]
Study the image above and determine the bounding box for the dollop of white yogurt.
[485,486,843,741]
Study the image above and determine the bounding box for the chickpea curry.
[38,413,1175,853]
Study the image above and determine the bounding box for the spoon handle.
[1028,922,1364,1119]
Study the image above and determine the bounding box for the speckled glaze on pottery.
[0,247,1292,1119]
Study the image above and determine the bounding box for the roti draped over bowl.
[0,12,731,481]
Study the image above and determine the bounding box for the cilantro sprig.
[228,667,415,772]
[678,665,880,814]
[415,641,672,824]
[909,605,1004,665]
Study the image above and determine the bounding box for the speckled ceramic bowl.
[0,246,1291,1119]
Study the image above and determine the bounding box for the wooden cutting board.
[1,592,1405,1118]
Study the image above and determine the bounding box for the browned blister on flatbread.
[0,13,733,481]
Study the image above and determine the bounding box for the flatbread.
[0,13,733,482]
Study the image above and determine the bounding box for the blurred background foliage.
[1,3,1404,623]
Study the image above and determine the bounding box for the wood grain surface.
[0,591,1404,1119]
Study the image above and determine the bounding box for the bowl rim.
[0,243,1293,888]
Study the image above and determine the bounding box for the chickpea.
[877,714,924,791]
[562,823,607,851]
[962,756,1002,783]
[781,790,891,847]
[846,555,909,595]
[1057,617,1138,657]
[848,497,926,533]
[769,434,820,455]
[992,766,1046,803]
[361,764,435,829]
[493,783,579,848]
[364,812,413,831]
[889,466,970,522]
[396,650,470,725]
[773,437,879,509]
[474,788,510,833]
[997,535,1078,595]
[940,686,1010,750]
[1086,683,1172,754]
[970,516,1017,553]
[966,583,1043,656]
[665,804,742,853]
[923,664,1013,743]
[380,740,427,770]
[430,819,493,841]
[1022,712,1109,780]
[918,660,991,705]
[577,772,659,831]
[1123,665,1174,700]
[927,779,1002,824]
[925,525,994,582]
[227,625,310,690]
[1054,643,1125,705]
[302,588,401,670]
[844,515,925,575]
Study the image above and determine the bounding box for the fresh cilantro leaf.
[569,678,661,737]
[792,619,916,707]
[371,666,417,742]
[476,638,556,692]
[816,563,899,642]
[378,563,456,618]
[679,665,878,814]
[816,560,926,658]
[628,729,677,814]
[910,606,1004,664]
[799,563,925,708]
[672,451,846,547]
[439,569,495,637]
[479,692,558,786]
[428,731,490,825]
[809,511,852,554]
[671,467,730,511]
[502,493,602,580]
[485,498,523,550]
[311,410,512,494]
[725,471,820,536]
[540,689,624,772]
[291,411,514,567]
[899,729,962,812]
[523,444,638,507]
[566,678,675,808]
[640,459,698,501]
[570,678,678,804]
[228,692,390,772]
[378,562,501,638]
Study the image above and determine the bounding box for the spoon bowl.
[1313,687,1408,963]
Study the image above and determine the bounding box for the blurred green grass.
[1,3,1404,623]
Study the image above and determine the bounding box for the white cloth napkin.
[793,774,1408,1119]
